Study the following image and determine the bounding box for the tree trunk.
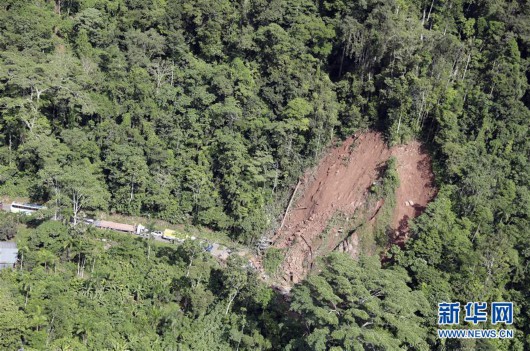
[225,289,239,315]
[54,0,61,15]
[53,182,60,220]
[338,32,352,78]
[129,175,135,204]
[72,192,80,225]
[462,54,471,81]
[8,134,12,166]
[427,0,435,22]
[276,179,302,237]
[186,254,194,277]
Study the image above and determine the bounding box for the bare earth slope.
[391,142,437,244]
[272,132,436,284]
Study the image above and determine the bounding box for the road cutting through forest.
[269,131,436,285]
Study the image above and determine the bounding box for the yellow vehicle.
[162,229,176,240]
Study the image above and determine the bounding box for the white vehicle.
[10,202,46,215]
[83,218,95,225]
[136,224,147,235]
[151,231,163,237]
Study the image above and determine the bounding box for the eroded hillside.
[271,132,436,284]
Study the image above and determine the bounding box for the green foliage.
[0,213,17,241]
[0,0,529,348]
[0,221,277,350]
[288,253,430,350]
[0,284,28,350]
[0,0,340,242]
[371,156,400,198]
[371,157,400,247]
[263,248,284,276]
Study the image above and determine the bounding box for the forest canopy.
[0,0,529,350]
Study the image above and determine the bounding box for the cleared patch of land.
[271,132,436,284]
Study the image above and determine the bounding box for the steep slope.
[390,142,437,244]
[272,132,436,284]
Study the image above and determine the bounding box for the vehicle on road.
[10,202,46,215]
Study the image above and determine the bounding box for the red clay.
[391,142,437,244]
[272,131,436,284]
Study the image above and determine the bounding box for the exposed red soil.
[390,142,437,244]
[272,131,436,284]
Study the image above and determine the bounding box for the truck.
[162,229,177,241]
[10,202,47,215]
[94,220,136,233]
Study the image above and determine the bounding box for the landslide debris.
[271,132,436,284]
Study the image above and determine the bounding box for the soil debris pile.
[390,142,437,244]
[272,132,436,284]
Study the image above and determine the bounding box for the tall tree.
[289,253,430,350]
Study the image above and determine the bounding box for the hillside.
[272,131,436,284]
[1,0,529,350]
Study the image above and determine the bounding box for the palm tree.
[29,304,48,332]
[112,339,130,351]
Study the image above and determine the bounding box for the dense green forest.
[0,0,529,350]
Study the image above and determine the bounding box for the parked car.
[83,218,95,225]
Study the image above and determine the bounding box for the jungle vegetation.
[0,0,529,350]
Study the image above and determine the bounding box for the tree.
[288,253,431,350]
[220,255,251,316]
[0,214,17,241]
[0,0,529,346]
[104,143,149,215]
[0,285,28,350]
[61,162,109,225]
